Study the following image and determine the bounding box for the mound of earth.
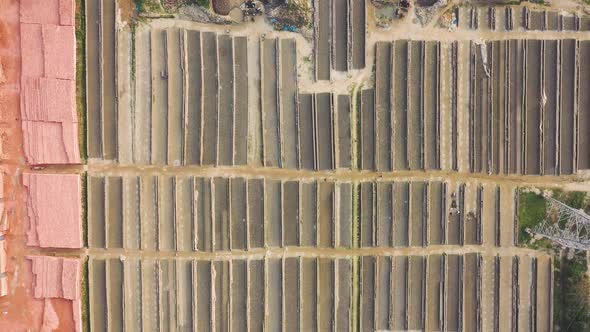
[212,0,231,15]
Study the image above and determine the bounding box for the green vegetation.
[351,183,361,332]
[352,184,360,249]
[137,0,164,14]
[185,0,210,8]
[286,1,312,27]
[350,89,362,248]
[82,257,90,332]
[81,172,88,247]
[554,251,590,331]
[349,86,361,331]
[351,255,361,332]
[75,0,87,161]
[553,189,589,210]
[518,189,589,248]
[354,87,362,170]
[518,188,590,330]
[301,55,313,74]
[269,1,312,29]
[518,191,547,245]
[130,24,135,80]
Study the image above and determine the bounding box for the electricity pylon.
[530,196,590,250]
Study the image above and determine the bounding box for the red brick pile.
[20,0,79,164]
[0,0,83,330]
[27,256,82,332]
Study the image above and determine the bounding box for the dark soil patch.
[212,0,231,14]
[416,0,438,6]
[263,0,286,9]
[118,0,137,21]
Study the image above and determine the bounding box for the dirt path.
[26,243,549,262]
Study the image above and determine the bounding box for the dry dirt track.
[41,0,590,331]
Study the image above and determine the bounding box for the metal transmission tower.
[531,196,590,250]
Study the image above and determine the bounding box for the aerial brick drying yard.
[0,0,589,331]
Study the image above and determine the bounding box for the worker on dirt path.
[242,0,263,18]
[396,0,411,18]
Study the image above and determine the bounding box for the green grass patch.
[82,257,90,332]
[351,84,363,246]
[354,88,362,170]
[351,255,361,332]
[518,191,547,245]
[517,188,590,330]
[517,189,589,249]
[75,0,87,161]
[130,19,137,82]
[81,172,88,248]
[352,184,360,249]
[554,251,590,331]
[552,189,589,210]
[350,183,361,332]
[349,79,361,330]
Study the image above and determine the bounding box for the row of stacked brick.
[0,0,22,298]
[19,0,79,164]
[2,0,83,331]
[18,1,83,245]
